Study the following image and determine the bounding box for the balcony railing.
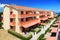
[19,19,40,28]
[10,14,16,18]
[10,22,16,26]
[40,16,48,20]
[18,14,39,18]
[9,13,49,19]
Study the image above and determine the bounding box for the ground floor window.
[10,26,15,31]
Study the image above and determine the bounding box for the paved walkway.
[0,30,21,40]
[30,18,56,40]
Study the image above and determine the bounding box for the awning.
[20,19,40,28]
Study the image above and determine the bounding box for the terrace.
[46,16,59,40]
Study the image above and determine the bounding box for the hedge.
[8,30,32,40]
[36,29,41,33]
[0,22,3,29]
[37,34,46,40]
[30,28,41,33]
[45,27,51,34]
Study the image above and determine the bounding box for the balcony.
[18,14,39,18]
[20,19,40,28]
[48,16,52,18]
[40,16,48,20]
[10,22,16,26]
[10,14,16,18]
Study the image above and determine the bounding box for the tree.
[0,22,3,29]
[0,12,3,16]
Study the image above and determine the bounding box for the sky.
[0,0,60,13]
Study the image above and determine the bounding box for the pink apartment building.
[2,5,55,34]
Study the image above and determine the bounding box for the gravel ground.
[0,29,21,40]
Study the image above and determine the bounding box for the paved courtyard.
[0,29,21,40]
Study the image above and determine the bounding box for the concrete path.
[30,18,56,40]
[0,30,21,40]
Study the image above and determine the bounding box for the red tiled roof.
[14,6,40,11]
[20,19,40,28]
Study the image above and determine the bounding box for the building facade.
[2,5,55,34]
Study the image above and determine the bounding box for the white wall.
[3,7,10,30]
[12,9,22,33]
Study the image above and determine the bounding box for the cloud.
[0,4,5,8]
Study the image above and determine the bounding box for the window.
[10,11,13,14]
[21,11,24,14]
[10,26,15,31]
[34,12,36,14]
[26,18,29,21]
[40,11,44,14]
[26,11,28,14]
[47,14,50,16]
[51,32,56,37]
[10,18,15,22]
[10,26,14,29]
[47,12,50,13]
[54,25,58,27]
[21,18,24,22]
[40,15,45,18]
[34,17,36,19]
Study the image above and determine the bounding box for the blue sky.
[0,0,60,13]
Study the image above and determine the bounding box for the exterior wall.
[50,11,54,18]
[36,11,40,19]
[3,7,10,30]
[12,9,22,33]
[2,5,55,34]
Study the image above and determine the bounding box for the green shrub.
[36,29,41,33]
[8,30,32,40]
[0,22,3,29]
[27,34,32,40]
[30,28,41,33]
[30,29,35,32]
[37,34,45,40]
[48,29,52,32]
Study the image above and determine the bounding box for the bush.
[0,12,3,17]
[30,29,35,32]
[30,28,41,33]
[37,34,45,40]
[45,28,49,34]
[48,29,52,32]
[36,29,41,33]
[0,22,3,29]
[8,30,32,40]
